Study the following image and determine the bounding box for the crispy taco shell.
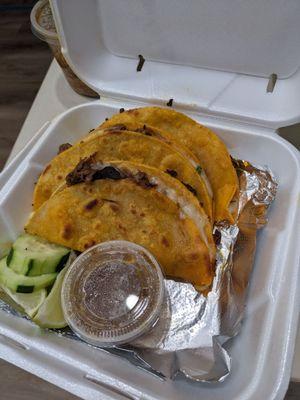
[100,107,239,223]
[33,130,212,221]
[27,160,215,291]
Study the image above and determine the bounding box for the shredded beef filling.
[134,125,155,136]
[105,124,127,132]
[66,155,157,190]
[58,143,72,154]
[166,169,178,178]
[182,182,197,196]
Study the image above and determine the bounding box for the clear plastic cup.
[30,0,99,98]
[61,241,165,347]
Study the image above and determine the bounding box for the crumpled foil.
[0,160,277,382]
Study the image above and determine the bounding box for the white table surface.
[7,59,300,383]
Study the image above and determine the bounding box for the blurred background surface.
[0,0,51,171]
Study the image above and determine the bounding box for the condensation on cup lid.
[61,241,165,347]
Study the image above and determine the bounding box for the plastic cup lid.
[61,241,165,347]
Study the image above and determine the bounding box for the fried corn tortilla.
[33,130,212,221]
[94,121,213,198]
[26,160,215,290]
[100,107,239,223]
[87,121,201,168]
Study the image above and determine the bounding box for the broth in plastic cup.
[30,0,99,98]
[61,241,165,347]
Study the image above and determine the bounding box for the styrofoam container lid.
[50,0,300,128]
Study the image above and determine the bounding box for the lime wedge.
[33,262,69,329]
[0,285,46,318]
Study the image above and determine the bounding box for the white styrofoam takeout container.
[0,1,300,399]
[0,100,299,400]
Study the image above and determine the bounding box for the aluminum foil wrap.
[0,160,277,383]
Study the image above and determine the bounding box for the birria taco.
[26,159,215,291]
[33,129,212,221]
[100,107,239,223]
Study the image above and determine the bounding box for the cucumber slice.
[0,258,57,293]
[33,251,77,328]
[7,234,70,276]
[33,265,68,328]
[0,285,47,318]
